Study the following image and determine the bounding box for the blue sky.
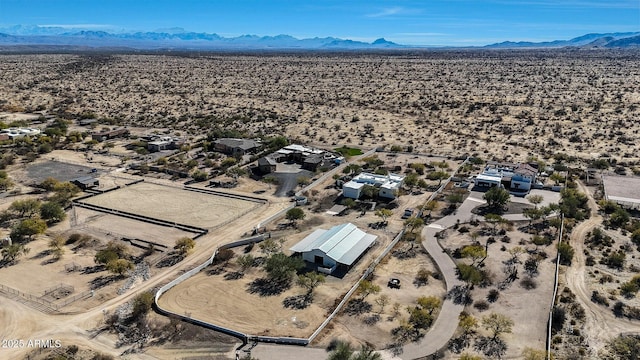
[0,0,639,45]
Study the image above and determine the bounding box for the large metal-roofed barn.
[289,223,377,274]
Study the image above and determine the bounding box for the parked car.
[402,208,414,219]
[388,278,401,289]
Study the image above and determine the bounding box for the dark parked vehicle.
[388,278,401,289]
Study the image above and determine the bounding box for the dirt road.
[563,181,640,352]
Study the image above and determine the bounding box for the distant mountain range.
[484,32,640,49]
[0,25,639,51]
[0,25,403,50]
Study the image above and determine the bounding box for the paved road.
[393,195,482,358]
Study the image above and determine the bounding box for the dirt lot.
[158,203,396,339]
[73,206,196,251]
[81,181,262,229]
[318,241,447,350]
[439,219,556,357]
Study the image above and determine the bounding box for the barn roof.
[289,223,376,266]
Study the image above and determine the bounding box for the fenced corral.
[0,283,93,314]
[0,283,59,313]
[42,283,74,299]
[78,182,262,229]
[155,228,406,347]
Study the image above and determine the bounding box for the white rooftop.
[289,223,377,266]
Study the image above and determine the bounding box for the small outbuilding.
[71,176,99,190]
[289,223,377,274]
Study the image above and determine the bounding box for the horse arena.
[79,182,263,229]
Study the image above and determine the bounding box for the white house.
[474,171,503,189]
[342,172,404,200]
[289,223,377,274]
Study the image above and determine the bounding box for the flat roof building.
[343,172,404,199]
[602,175,640,209]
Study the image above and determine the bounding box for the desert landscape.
[0,49,640,360]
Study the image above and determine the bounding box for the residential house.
[342,172,404,199]
[257,156,277,174]
[91,128,129,142]
[213,138,261,156]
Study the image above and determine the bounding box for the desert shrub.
[520,277,538,290]
[551,307,565,334]
[487,289,500,303]
[414,268,431,287]
[591,291,610,306]
[473,300,489,311]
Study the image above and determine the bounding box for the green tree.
[483,187,510,211]
[550,172,565,185]
[423,200,439,216]
[328,341,354,360]
[264,253,304,282]
[609,208,630,228]
[297,272,326,297]
[461,245,487,265]
[174,237,195,256]
[11,218,47,242]
[457,263,485,286]
[427,171,449,186]
[404,217,424,234]
[236,254,256,275]
[357,280,381,300]
[0,170,13,191]
[407,306,433,329]
[375,208,393,224]
[459,312,478,336]
[360,184,378,199]
[51,181,80,206]
[482,312,514,340]
[132,291,154,319]
[1,243,30,263]
[417,296,442,315]
[40,201,66,223]
[557,242,575,265]
[9,198,42,218]
[343,164,362,176]
[286,207,305,225]
[49,236,65,260]
[106,258,134,276]
[95,241,129,265]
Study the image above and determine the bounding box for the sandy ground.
[439,220,556,357]
[2,52,639,166]
[560,181,640,356]
[81,181,261,229]
[319,244,447,349]
[73,207,196,250]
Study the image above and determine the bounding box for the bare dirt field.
[159,229,390,338]
[439,219,557,357]
[81,181,262,229]
[72,206,196,251]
